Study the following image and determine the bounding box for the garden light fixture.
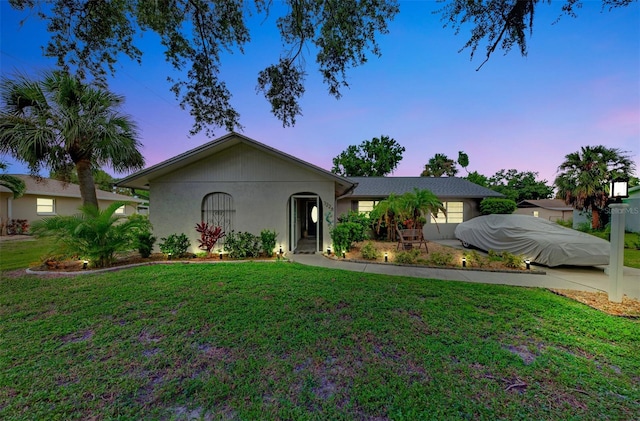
[462,257,466,268]
[609,177,629,203]
[83,260,88,270]
[384,252,388,262]
[525,259,530,270]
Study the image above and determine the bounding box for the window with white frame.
[431,201,464,223]
[115,205,126,215]
[36,198,55,215]
[357,200,379,216]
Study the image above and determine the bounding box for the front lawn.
[0,236,54,271]
[1,263,638,419]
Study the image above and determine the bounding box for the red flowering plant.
[195,222,225,256]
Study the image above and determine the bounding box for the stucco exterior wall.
[0,192,138,234]
[148,143,338,254]
[514,207,572,222]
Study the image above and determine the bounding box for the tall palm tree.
[555,145,635,229]
[0,161,25,199]
[421,153,458,177]
[0,71,144,209]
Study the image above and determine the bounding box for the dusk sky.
[1,1,638,186]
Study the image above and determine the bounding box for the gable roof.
[517,199,573,211]
[343,177,503,199]
[117,132,356,195]
[0,175,146,203]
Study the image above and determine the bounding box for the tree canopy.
[554,145,635,229]
[421,153,458,177]
[8,0,634,135]
[487,169,553,203]
[0,70,144,209]
[331,135,405,177]
[0,161,26,199]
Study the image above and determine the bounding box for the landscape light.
[168,252,172,260]
[342,251,346,259]
[462,257,466,268]
[384,252,388,262]
[327,246,331,255]
[83,260,88,270]
[525,259,531,270]
[219,252,223,260]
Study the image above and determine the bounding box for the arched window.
[201,193,234,242]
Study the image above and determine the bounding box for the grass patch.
[0,237,55,271]
[1,263,638,419]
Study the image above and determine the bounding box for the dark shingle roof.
[345,177,503,199]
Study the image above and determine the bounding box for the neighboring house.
[337,177,503,240]
[623,186,640,233]
[515,199,573,222]
[117,133,502,254]
[0,175,145,235]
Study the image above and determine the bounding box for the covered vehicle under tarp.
[454,214,610,267]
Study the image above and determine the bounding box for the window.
[115,205,126,215]
[533,210,539,218]
[202,193,234,244]
[431,201,464,223]
[357,200,379,216]
[36,198,55,215]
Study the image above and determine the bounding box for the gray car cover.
[454,214,610,267]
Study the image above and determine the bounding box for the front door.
[290,195,321,252]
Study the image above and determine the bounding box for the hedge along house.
[336,177,504,240]
[117,133,356,255]
[0,175,145,235]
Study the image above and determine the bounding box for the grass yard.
[0,237,55,272]
[1,263,639,419]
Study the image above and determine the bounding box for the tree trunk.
[76,159,99,209]
[592,208,601,230]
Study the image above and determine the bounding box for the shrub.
[330,222,366,255]
[136,232,156,258]
[159,233,191,257]
[555,218,573,228]
[6,219,29,235]
[394,249,421,264]
[480,198,517,215]
[487,249,502,261]
[428,251,454,266]
[195,222,225,255]
[464,250,487,267]
[260,229,278,257]
[224,231,261,258]
[360,241,380,260]
[501,251,524,268]
[31,201,150,268]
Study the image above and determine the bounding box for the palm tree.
[31,201,151,268]
[555,145,635,229]
[421,153,458,177]
[0,71,144,209]
[0,161,25,199]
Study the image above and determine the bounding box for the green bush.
[260,229,278,257]
[555,218,573,228]
[330,222,367,255]
[500,251,524,268]
[464,250,487,267]
[394,249,421,264]
[480,198,517,215]
[30,201,151,268]
[136,232,156,258]
[428,251,454,266]
[360,241,380,260]
[224,231,261,258]
[158,233,191,257]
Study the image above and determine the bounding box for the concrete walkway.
[290,253,640,301]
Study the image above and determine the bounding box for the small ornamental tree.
[195,222,225,256]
